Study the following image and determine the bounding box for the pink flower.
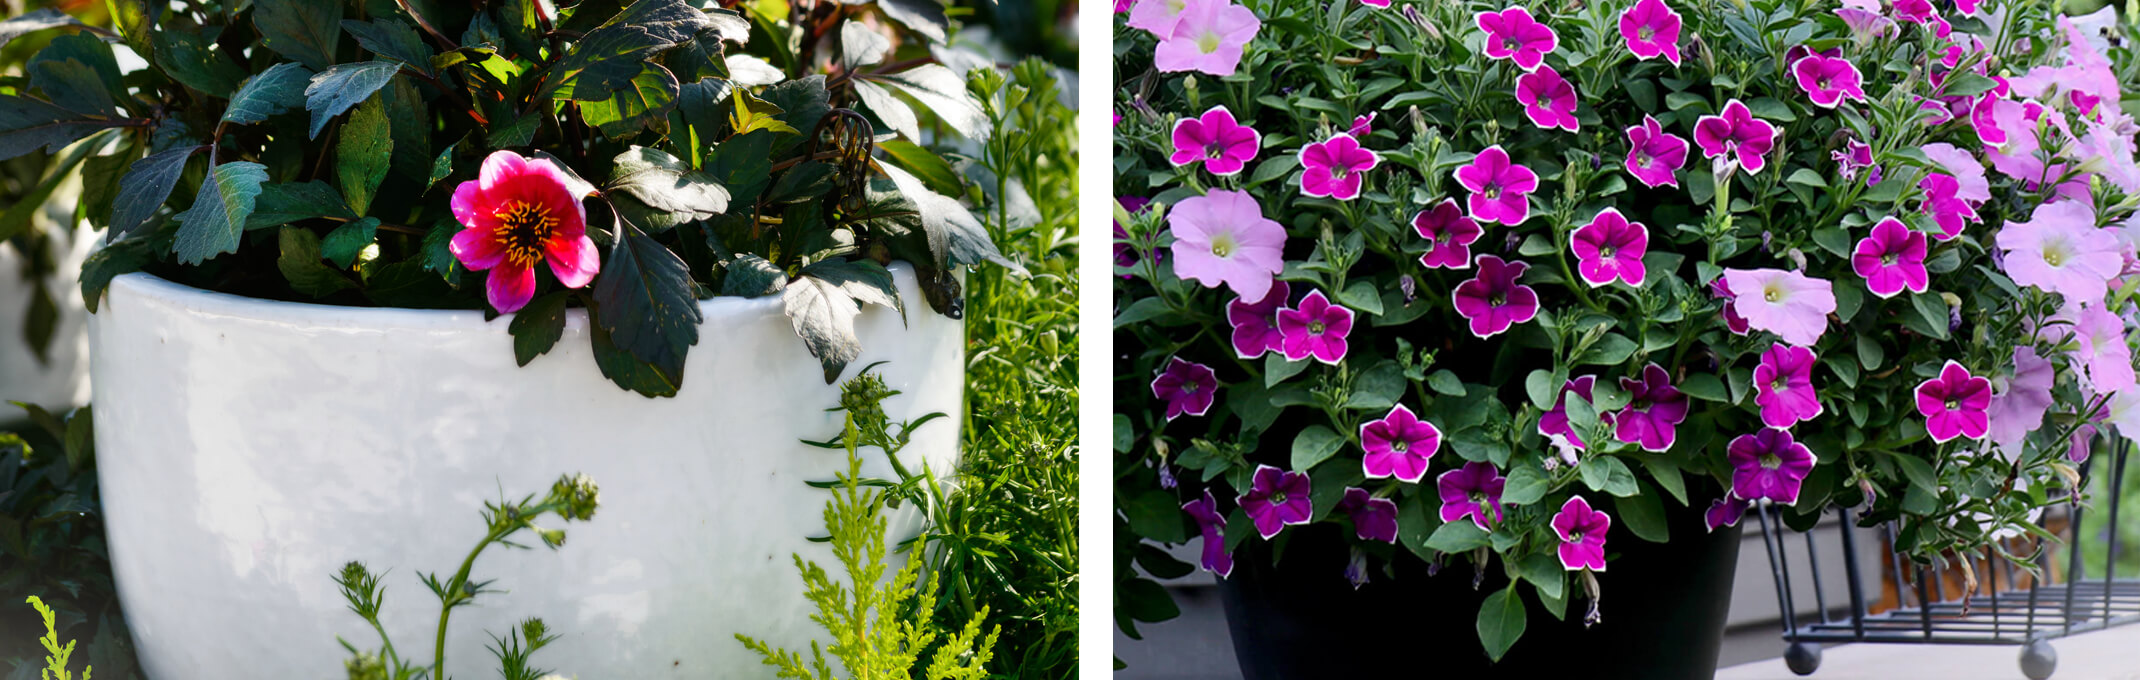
[1552,495,1610,571]
[1125,0,1189,37]
[1753,343,1825,429]
[1713,278,1752,335]
[1727,428,1815,505]
[1455,145,1537,225]
[1792,54,1867,109]
[1624,114,1688,188]
[1360,0,1391,8]
[1832,138,1877,185]
[450,151,600,314]
[1835,8,1897,42]
[1515,65,1580,132]
[1181,490,1235,577]
[1852,216,1929,298]
[1337,488,1399,543]
[2105,390,2140,441]
[1238,464,1312,539]
[1226,280,1290,359]
[1347,112,1376,138]
[1694,99,1778,173]
[1705,496,1748,532]
[1919,173,1980,240]
[1151,357,1219,420]
[1570,207,1649,288]
[1476,6,1558,71]
[1540,375,1600,449]
[1437,462,1507,530]
[1154,0,1260,77]
[1618,0,1682,66]
[1891,0,1936,25]
[1916,360,1993,442]
[1986,347,2055,449]
[1996,200,2123,302]
[1615,363,1688,452]
[1298,133,1379,201]
[1412,198,1482,269]
[1277,289,1354,364]
[1360,404,1441,483]
[1169,189,1288,303]
[1722,268,1836,346]
[1452,255,1539,338]
[1169,105,1261,176]
[2048,302,2138,395]
[1921,143,1991,202]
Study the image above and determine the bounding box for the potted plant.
[1112,0,2138,677]
[0,0,1018,676]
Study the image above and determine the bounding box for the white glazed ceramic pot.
[86,263,964,679]
[0,218,96,414]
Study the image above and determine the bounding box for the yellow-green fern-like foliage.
[24,596,89,680]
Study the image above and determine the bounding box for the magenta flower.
[1987,347,2055,449]
[1412,198,1482,269]
[1916,360,1993,443]
[1298,133,1379,201]
[1515,65,1579,132]
[1922,143,1990,202]
[1360,0,1391,7]
[1360,404,1441,483]
[1891,0,1936,24]
[1475,7,1558,71]
[1539,375,1600,449]
[1455,145,1537,225]
[1727,428,1816,505]
[1694,99,1778,173]
[1437,462,1507,530]
[1623,114,1688,188]
[1713,278,1752,335]
[1226,281,1290,359]
[1705,496,1748,532]
[1452,255,1540,338]
[1169,105,1261,176]
[1618,0,1682,65]
[1552,495,1611,571]
[1277,289,1354,364]
[1347,112,1376,138]
[1181,490,1235,577]
[1154,0,1260,77]
[1792,54,1867,109]
[1238,465,1312,540]
[1852,216,1929,299]
[1337,488,1398,543]
[1112,196,1154,276]
[1151,357,1218,421]
[1722,268,1836,346]
[1570,208,1650,288]
[1614,364,1688,452]
[1753,343,1825,429]
[1832,138,1877,185]
[1169,189,1288,303]
[1996,200,2124,302]
[450,151,600,314]
[1919,173,1980,241]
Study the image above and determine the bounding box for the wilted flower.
[1182,490,1235,577]
[1337,487,1399,542]
[450,151,600,314]
[1705,496,1748,532]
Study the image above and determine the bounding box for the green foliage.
[0,406,137,680]
[736,384,999,680]
[23,596,87,680]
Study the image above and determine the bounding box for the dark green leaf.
[321,218,378,269]
[305,61,404,139]
[1478,585,1528,662]
[871,64,988,140]
[609,146,729,220]
[878,0,949,42]
[1515,552,1565,601]
[420,219,464,284]
[1289,425,1345,471]
[29,54,116,116]
[277,226,356,297]
[0,130,103,241]
[1501,463,1548,506]
[0,94,124,161]
[384,78,431,182]
[721,254,785,297]
[1907,292,1951,340]
[509,292,572,367]
[540,0,715,101]
[79,237,155,313]
[706,129,773,205]
[800,257,901,317]
[254,0,345,71]
[589,307,682,398]
[343,18,434,75]
[79,141,138,230]
[766,161,837,204]
[1617,482,1670,543]
[578,62,681,139]
[1426,519,1491,552]
[877,139,961,196]
[337,96,393,215]
[0,10,83,51]
[173,162,270,264]
[592,221,703,383]
[249,181,357,230]
[221,62,315,125]
[154,28,249,95]
[1578,455,1640,497]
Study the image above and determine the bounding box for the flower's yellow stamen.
[493,201,559,268]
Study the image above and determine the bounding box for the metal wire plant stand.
[1754,437,2137,680]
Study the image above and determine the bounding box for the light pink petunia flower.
[1986,347,2055,450]
[1570,207,1649,288]
[1916,361,1993,443]
[1921,143,1991,202]
[1413,198,1482,269]
[1455,145,1537,225]
[1169,105,1262,176]
[1694,99,1779,173]
[450,150,601,314]
[1624,114,1689,188]
[1852,216,1929,298]
[1153,0,1260,77]
[1722,268,1837,347]
[1792,54,1868,109]
[1125,0,1189,37]
[1515,64,1580,132]
[1619,0,1683,65]
[1476,6,1559,71]
[1168,189,1289,303]
[1298,133,1380,201]
[1996,200,2123,303]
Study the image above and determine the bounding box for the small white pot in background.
[0,209,96,415]
[87,263,964,679]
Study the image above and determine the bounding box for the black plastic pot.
[1217,486,1742,680]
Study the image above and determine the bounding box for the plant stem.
[433,530,503,679]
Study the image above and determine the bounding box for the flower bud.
[538,527,567,549]
[551,473,601,521]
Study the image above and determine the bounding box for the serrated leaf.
[420,219,464,284]
[248,181,357,230]
[277,226,356,297]
[800,257,901,318]
[576,62,680,139]
[880,161,1020,273]
[337,96,393,215]
[305,61,404,139]
[30,55,115,117]
[540,0,715,101]
[722,254,786,296]
[155,27,249,95]
[878,0,949,42]
[0,94,125,161]
[0,9,83,51]
[222,62,314,125]
[384,77,430,182]
[782,274,863,383]
[79,236,154,312]
[321,218,378,269]
[343,18,434,75]
[591,220,703,384]
[609,146,729,220]
[509,292,571,366]
[254,0,344,71]
[731,88,798,135]
[173,162,269,264]
[871,64,989,140]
